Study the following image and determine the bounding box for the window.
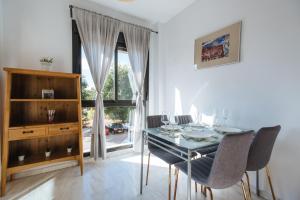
[72,20,148,155]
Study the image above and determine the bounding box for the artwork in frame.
[42,89,54,99]
[194,21,241,69]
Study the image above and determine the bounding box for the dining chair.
[207,125,281,200]
[146,115,197,200]
[175,115,193,125]
[175,114,219,194]
[173,131,255,200]
[245,125,281,200]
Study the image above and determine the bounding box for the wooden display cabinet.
[1,68,84,196]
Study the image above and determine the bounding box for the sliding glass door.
[80,33,137,154]
[72,20,148,155]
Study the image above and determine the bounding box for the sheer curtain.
[123,24,150,152]
[73,8,121,159]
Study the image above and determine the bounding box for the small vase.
[18,155,25,162]
[41,62,52,71]
[67,147,72,154]
[45,151,51,158]
[47,110,55,123]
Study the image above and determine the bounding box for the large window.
[72,20,148,155]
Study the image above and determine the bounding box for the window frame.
[72,20,149,108]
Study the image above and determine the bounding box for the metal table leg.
[187,149,192,200]
[140,131,145,194]
[256,170,260,196]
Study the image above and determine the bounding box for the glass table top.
[143,125,246,151]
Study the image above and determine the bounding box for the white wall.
[0,0,156,177]
[1,0,158,116]
[157,0,300,199]
[1,0,153,72]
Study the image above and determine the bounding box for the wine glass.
[197,112,202,124]
[169,114,178,127]
[161,112,169,126]
[222,109,229,126]
[169,114,178,137]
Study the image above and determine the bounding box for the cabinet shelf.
[7,150,80,175]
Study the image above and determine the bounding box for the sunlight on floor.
[120,154,169,168]
[19,177,55,200]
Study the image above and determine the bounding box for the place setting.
[159,115,182,138]
[159,114,220,141]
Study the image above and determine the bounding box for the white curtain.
[73,8,121,159]
[123,24,150,152]
[127,70,137,101]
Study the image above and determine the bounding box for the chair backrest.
[175,115,193,125]
[246,125,281,171]
[147,115,168,151]
[208,131,254,189]
[147,115,167,128]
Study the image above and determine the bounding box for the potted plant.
[45,148,51,158]
[67,145,72,154]
[40,57,54,71]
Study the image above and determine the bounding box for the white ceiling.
[89,0,196,24]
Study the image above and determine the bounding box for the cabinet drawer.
[48,124,79,136]
[9,127,46,140]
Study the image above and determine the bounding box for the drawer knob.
[22,130,34,134]
[60,127,70,130]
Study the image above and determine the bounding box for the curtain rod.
[69,5,158,34]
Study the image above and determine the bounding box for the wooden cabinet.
[1,68,84,196]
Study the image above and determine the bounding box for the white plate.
[214,126,242,133]
[181,131,214,139]
[188,123,206,128]
[161,125,181,131]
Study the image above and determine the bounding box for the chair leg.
[241,179,249,200]
[245,172,252,199]
[174,168,179,200]
[168,165,171,200]
[146,152,151,186]
[265,165,276,200]
[195,182,197,192]
[206,187,213,200]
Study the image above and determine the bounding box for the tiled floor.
[2,150,266,200]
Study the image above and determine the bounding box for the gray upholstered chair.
[173,131,254,200]
[175,115,193,125]
[245,125,281,200]
[175,114,219,194]
[207,125,281,200]
[146,115,196,200]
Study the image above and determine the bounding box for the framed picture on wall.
[194,21,241,69]
[42,89,54,99]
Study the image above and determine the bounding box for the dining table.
[139,124,256,200]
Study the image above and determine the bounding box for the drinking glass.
[161,112,169,126]
[197,112,202,124]
[169,114,178,127]
[48,110,55,123]
[222,109,229,126]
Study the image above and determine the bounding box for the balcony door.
[72,20,149,155]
